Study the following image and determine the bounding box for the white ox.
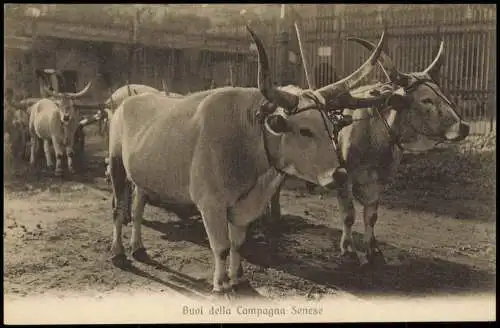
[28,82,92,176]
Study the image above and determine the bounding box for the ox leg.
[228,221,248,290]
[362,202,385,266]
[29,134,37,168]
[43,139,55,171]
[353,182,385,266]
[130,187,148,262]
[337,183,360,266]
[66,147,75,174]
[199,206,230,293]
[52,137,64,176]
[109,156,133,268]
[269,190,281,221]
[21,128,29,162]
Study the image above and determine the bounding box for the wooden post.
[31,19,38,96]
[30,12,41,96]
[278,5,290,86]
[488,29,496,134]
[128,16,134,84]
[129,8,142,84]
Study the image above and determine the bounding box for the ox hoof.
[54,169,63,177]
[211,289,231,300]
[111,254,131,269]
[366,248,386,267]
[339,251,360,267]
[131,247,150,262]
[230,278,253,294]
[211,290,235,301]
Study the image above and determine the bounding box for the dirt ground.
[3,126,496,309]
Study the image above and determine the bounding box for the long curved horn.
[422,41,444,81]
[345,36,409,83]
[246,25,298,109]
[66,81,92,98]
[162,79,169,95]
[317,31,387,98]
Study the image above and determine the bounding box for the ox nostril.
[63,115,70,122]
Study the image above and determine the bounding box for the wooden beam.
[19,17,253,54]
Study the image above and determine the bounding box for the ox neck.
[371,105,405,151]
[261,123,288,176]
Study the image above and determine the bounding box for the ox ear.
[265,114,291,136]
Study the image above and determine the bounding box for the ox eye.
[299,128,314,138]
[422,98,433,105]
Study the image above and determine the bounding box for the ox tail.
[109,155,133,225]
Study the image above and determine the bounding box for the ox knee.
[362,203,382,258]
[54,154,64,173]
[341,214,355,249]
[130,188,147,258]
[198,206,231,292]
[337,186,356,257]
[228,222,248,286]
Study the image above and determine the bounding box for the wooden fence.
[292,4,496,135]
[5,4,496,135]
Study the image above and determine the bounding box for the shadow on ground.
[142,214,496,298]
[4,153,108,193]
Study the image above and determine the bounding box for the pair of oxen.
[104,26,469,295]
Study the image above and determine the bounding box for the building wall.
[4,48,31,97]
[30,38,113,101]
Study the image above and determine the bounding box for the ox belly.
[120,96,198,208]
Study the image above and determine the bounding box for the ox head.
[44,82,92,124]
[347,37,470,150]
[247,26,391,187]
